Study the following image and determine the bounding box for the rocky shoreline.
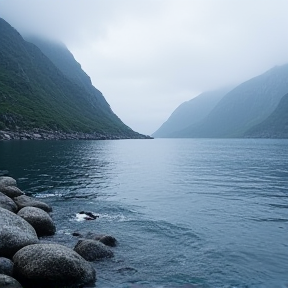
[0,173,117,288]
[0,128,153,141]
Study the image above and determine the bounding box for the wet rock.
[13,195,52,212]
[0,186,25,198]
[0,274,23,288]
[0,257,14,276]
[77,211,99,220]
[86,232,117,247]
[0,207,39,258]
[0,177,17,190]
[17,207,56,237]
[74,239,114,261]
[0,192,18,212]
[13,243,96,288]
[72,232,83,237]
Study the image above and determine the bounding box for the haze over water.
[1,139,287,288]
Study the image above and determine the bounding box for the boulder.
[0,186,24,198]
[0,177,17,189]
[17,207,56,237]
[13,195,52,212]
[86,232,117,247]
[0,274,23,288]
[13,243,96,288]
[0,192,18,212]
[0,207,39,258]
[0,258,13,276]
[74,239,114,261]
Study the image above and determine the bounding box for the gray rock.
[0,192,18,212]
[74,239,114,261]
[86,232,117,247]
[0,258,13,276]
[0,186,24,198]
[0,207,39,258]
[13,195,52,212]
[0,274,23,288]
[0,177,17,190]
[17,207,56,237]
[13,243,96,288]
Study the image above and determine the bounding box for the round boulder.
[0,192,18,212]
[74,239,114,261]
[17,207,56,237]
[0,258,14,276]
[0,177,17,189]
[13,195,52,212]
[13,243,96,288]
[0,274,23,288]
[0,186,24,198]
[86,232,117,247]
[0,207,39,258]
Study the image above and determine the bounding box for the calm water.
[0,139,288,288]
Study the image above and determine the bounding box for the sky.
[1,0,288,135]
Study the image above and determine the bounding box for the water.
[0,139,288,288]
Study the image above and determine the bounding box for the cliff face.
[0,18,149,139]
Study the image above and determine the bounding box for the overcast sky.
[1,0,288,135]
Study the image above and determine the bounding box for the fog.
[1,0,288,135]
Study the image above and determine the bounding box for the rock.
[0,274,23,288]
[13,195,52,212]
[86,232,117,247]
[0,186,25,198]
[17,207,56,237]
[0,177,17,190]
[0,192,18,212]
[13,243,96,288]
[0,207,39,258]
[77,211,99,220]
[0,258,14,276]
[74,239,114,261]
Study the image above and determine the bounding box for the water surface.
[0,139,287,288]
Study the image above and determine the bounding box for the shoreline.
[0,129,153,141]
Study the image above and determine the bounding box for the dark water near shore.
[1,139,288,288]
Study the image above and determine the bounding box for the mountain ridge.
[0,18,151,139]
[154,64,288,138]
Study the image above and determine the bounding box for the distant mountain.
[157,64,288,138]
[244,92,288,138]
[0,18,148,139]
[152,87,232,138]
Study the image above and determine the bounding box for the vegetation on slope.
[0,18,146,138]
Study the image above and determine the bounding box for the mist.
[1,0,288,134]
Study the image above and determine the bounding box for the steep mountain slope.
[25,36,110,109]
[244,92,288,138]
[171,64,288,138]
[0,18,147,139]
[152,87,232,138]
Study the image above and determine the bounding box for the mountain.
[0,18,149,139]
[152,87,232,138]
[158,64,288,138]
[244,92,288,138]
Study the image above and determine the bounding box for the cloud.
[1,0,288,134]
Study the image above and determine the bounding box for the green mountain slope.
[171,64,288,138]
[152,87,232,138]
[0,18,147,139]
[244,92,288,138]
